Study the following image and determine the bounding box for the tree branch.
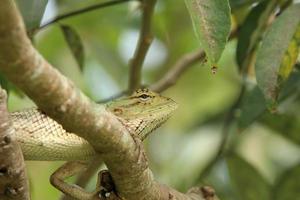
[0,87,30,200]
[0,1,219,199]
[150,50,206,92]
[150,29,238,93]
[128,0,156,93]
[38,0,132,31]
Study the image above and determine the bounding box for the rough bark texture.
[0,1,218,199]
[0,88,29,200]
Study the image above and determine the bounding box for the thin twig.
[1,1,219,199]
[39,0,132,30]
[150,29,238,93]
[150,50,206,92]
[128,0,157,93]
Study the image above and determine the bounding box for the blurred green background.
[7,0,300,199]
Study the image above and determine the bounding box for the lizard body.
[10,89,178,161]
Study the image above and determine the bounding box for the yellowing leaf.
[255,4,300,111]
[278,25,300,82]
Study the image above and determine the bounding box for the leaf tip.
[266,100,278,113]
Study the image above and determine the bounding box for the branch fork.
[0,1,220,200]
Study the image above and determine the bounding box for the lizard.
[10,88,178,161]
[9,88,178,199]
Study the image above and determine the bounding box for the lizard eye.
[138,94,151,101]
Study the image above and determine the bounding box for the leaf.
[260,113,300,146]
[236,0,277,71]
[226,154,270,200]
[255,4,300,111]
[15,0,48,31]
[278,25,300,82]
[238,85,266,130]
[238,71,300,130]
[185,0,231,67]
[60,25,85,71]
[272,164,300,200]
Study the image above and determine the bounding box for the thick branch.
[128,0,156,93]
[0,1,218,199]
[0,87,29,200]
[150,50,206,92]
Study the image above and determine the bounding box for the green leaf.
[238,71,300,130]
[260,113,300,146]
[185,0,231,67]
[272,164,300,200]
[60,25,85,71]
[238,85,266,130]
[226,154,270,200]
[255,4,300,111]
[236,0,277,71]
[15,0,48,31]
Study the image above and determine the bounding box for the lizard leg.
[50,161,123,200]
[50,161,100,200]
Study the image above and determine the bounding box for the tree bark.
[0,1,219,199]
[0,87,30,200]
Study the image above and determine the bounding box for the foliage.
[185,0,231,68]
[227,154,271,200]
[15,0,48,31]
[6,0,300,199]
[255,4,300,110]
[60,24,85,71]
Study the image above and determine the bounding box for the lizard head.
[105,88,178,140]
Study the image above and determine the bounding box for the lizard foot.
[50,161,123,200]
